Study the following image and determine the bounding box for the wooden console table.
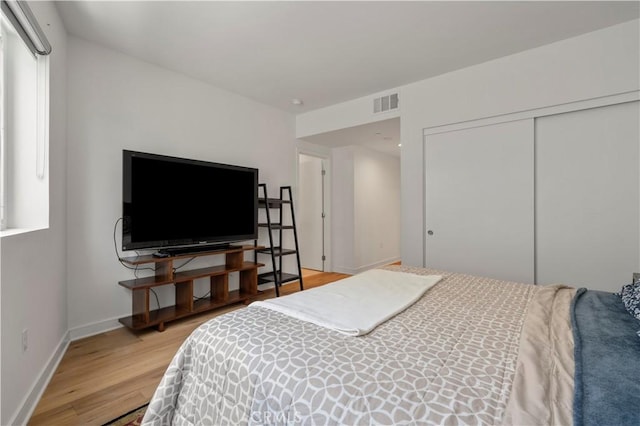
[118,245,263,331]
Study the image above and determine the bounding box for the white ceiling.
[56,1,639,115]
[55,1,638,157]
[302,117,401,157]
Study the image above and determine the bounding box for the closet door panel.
[536,101,639,291]
[425,119,534,283]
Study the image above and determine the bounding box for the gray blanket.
[142,266,537,425]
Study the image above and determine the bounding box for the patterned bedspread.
[142,266,547,425]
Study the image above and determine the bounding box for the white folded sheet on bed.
[250,268,442,336]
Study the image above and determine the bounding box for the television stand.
[118,245,263,331]
[158,243,235,256]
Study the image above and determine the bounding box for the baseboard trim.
[333,257,401,276]
[68,317,123,341]
[9,331,70,426]
[333,266,358,275]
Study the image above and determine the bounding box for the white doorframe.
[296,147,332,272]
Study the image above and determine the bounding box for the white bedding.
[250,269,442,336]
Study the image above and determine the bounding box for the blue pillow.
[618,281,640,322]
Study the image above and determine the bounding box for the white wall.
[297,89,400,139]
[0,2,68,424]
[401,20,639,266]
[331,146,400,274]
[353,147,401,269]
[331,147,355,272]
[297,20,640,268]
[66,37,297,335]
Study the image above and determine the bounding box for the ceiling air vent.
[373,93,399,113]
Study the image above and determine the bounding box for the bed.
[141,265,640,426]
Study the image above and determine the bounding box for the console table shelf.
[118,245,263,331]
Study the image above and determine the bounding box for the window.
[0,1,51,232]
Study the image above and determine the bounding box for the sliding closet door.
[536,101,640,292]
[425,119,534,283]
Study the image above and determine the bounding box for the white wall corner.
[8,331,70,426]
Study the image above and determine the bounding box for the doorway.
[297,153,326,272]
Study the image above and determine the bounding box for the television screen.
[122,150,258,251]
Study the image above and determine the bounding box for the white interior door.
[425,119,534,283]
[298,154,324,271]
[535,101,640,291]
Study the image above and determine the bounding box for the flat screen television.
[122,150,258,253]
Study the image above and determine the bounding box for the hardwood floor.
[29,272,349,425]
